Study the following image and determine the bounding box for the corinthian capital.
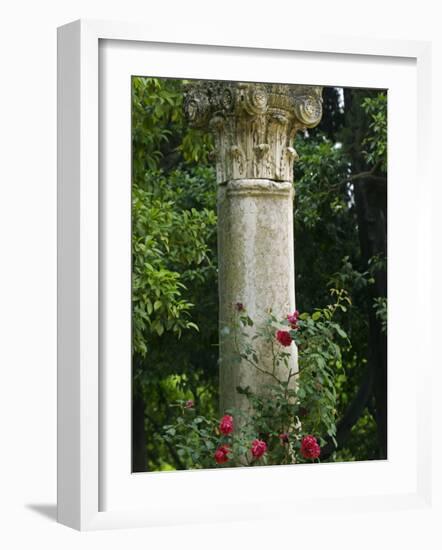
[184,81,323,183]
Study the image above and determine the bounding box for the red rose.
[235,302,245,312]
[300,435,321,460]
[219,414,234,435]
[184,399,194,409]
[251,439,267,458]
[276,330,292,347]
[214,445,231,464]
[279,433,289,444]
[287,310,299,329]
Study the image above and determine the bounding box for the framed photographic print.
[57,19,432,530]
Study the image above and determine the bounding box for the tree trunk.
[132,391,147,472]
[353,178,387,458]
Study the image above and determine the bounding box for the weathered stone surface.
[217,179,297,415]
[184,81,323,416]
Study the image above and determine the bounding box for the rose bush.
[163,289,350,468]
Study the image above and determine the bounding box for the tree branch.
[333,161,386,191]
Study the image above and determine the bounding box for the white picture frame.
[57,19,432,531]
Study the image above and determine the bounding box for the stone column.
[184,82,323,415]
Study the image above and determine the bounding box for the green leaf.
[335,326,347,339]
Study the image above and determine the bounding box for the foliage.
[132,168,216,356]
[293,135,358,312]
[132,77,213,177]
[131,76,218,471]
[361,93,387,171]
[373,297,387,334]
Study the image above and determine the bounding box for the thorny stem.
[270,337,277,377]
[248,360,281,384]
[232,318,281,385]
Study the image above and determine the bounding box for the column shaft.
[218,179,296,414]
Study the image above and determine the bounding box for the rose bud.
[287,310,300,329]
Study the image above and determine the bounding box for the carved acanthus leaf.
[184,81,323,183]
